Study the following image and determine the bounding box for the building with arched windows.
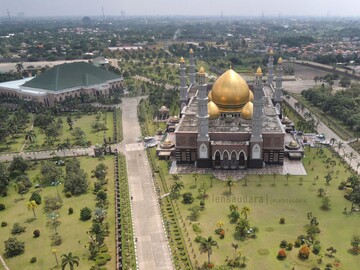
[174,49,297,169]
[0,62,123,106]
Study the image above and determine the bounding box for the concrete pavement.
[119,97,174,270]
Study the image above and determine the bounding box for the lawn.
[158,148,360,269]
[25,111,114,151]
[0,156,115,270]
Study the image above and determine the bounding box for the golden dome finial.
[256,66,263,76]
[198,66,205,74]
[278,57,283,64]
[229,64,232,69]
[179,56,185,63]
[189,48,194,54]
[269,49,274,55]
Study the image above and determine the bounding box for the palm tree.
[330,137,336,147]
[192,173,199,188]
[210,175,216,187]
[171,181,184,197]
[334,141,345,156]
[240,206,250,220]
[198,236,218,264]
[27,200,38,218]
[258,174,263,186]
[243,177,248,186]
[236,218,250,237]
[57,142,69,157]
[61,252,80,270]
[285,173,290,185]
[226,176,234,194]
[52,249,59,266]
[171,174,182,182]
[15,62,24,74]
[231,242,239,260]
[272,172,278,186]
[348,151,357,167]
[25,130,36,144]
[229,204,238,213]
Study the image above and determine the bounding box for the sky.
[1,0,360,17]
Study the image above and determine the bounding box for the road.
[119,97,174,270]
[284,94,360,173]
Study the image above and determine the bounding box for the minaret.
[249,67,264,168]
[179,57,188,112]
[189,48,196,85]
[196,67,211,168]
[266,49,274,85]
[274,57,283,118]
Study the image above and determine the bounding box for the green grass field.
[0,156,115,270]
[159,148,360,269]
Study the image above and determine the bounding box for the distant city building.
[0,62,122,106]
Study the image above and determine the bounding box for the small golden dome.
[189,48,194,54]
[179,57,185,63]
[208,90,212,101]
[198,66,205,74]
[208,101,220,119]
[241,101,253,120]
[269,49,274,55]
[211,69,250,112]
[289,140,298,147]
[256,67,263,76]
[249,90,254,102]
[278,57,283,64]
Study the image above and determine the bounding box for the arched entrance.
[239,151,246,169]
[222,151,229,169]
[230,151,237,169]
[214,151,221,168]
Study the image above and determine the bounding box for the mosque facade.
[174,49,287,169]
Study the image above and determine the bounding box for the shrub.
[65,192,72,198]
[29,192,41,205]
[277,249,287,260]
[219,229,225,239]
[30,257,37,263]
[4,237,25,257]
[280,240,288,248]
[182,192,194,204]
[1,221,8,227]
[50,234,62,246]
[0,203,5,211]
[299,245,311,259]
[44,195,62,212]
[11,223,26,235]
[80,207,92,221]
[33,229,40,238]
[95,253,111,266]
[294,239,302,247]
[279,217,285,224]
[68,207,74,215]
[313,244,321,254]
[287,243,293,250]
[192,223,202,233]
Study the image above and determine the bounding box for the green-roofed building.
[0,61,123,106]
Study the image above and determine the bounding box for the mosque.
[173,49,296,169]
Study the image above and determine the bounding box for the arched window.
[223,151,229,169]
[214,151,221,167]
[239,151,246,168]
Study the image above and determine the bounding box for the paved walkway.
[0,255,10,270]
[119,97,173,270]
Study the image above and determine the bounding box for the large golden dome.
[211,69,250,112]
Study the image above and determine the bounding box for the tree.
[40,161,63,186]
[29,192,41,205]
[61,252,80,270]
[226,176,234,194]
[171,180,184,198]
[9,156,28,173]
[321,196,331,211]
[4,237,25,258]
[64,159,88,195]
[192,173,199,188]
[189,205,201,221]
[0,163,10,196]
[285,173,290,185]
[240,206,250,220]
[334,141,345,156]
[339,77,351,87]
[25,130,36,144]
[272,173,278,186]
[15,62,24,74]
[231,243,239,260]
[93,163,108,181]
[235,218,250,237]
[351,235,360,253]
[324,173,332,186]
[198,236,218,264]
[66,115,73,130]
[80,207,92,221]
[348,151,357,167]
[52,249,59,266]
[258,174,263,186]
[27,200,38,219]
